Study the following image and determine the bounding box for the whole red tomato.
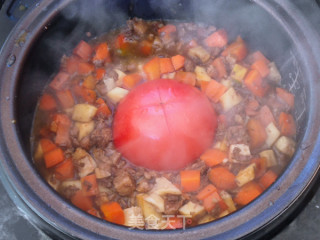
[113,79,217,171]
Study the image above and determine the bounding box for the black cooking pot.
[1,0,320,239]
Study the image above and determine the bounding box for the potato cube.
[107,87,129,104]
[179,201,205,220]
[72,104,97,122]
[151,177,182,195]
[259,149,277,167]
[124,207,145,228]
[275,136,296,157]
[195,66,211,82]
[75,121,95,141]
[265,122,280,147]
[220,87,243,112]
[188,46,210,63]
[235,163,256,187]
[231,64,248,82]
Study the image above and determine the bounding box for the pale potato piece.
[259,149,277,167]
[72,148,97,177]
[235,163,256,187]
[179,201,205,220]
[72,104,97,123]
[198,215,215,224]
[75,121,95,141]
[107,87,129,104]
[220,191,236,213]
[268,62,281,83]
[188,46,210,63]
[220,87,242,112]
[124,207,145,228]
[275,136,296,157]
[151,177,182,195]
[34,142,43,161]
[60,180,82,192]
[265,122,281,147]
[144,193,165,213]
[229,144,251,162]
[195,66,211,82]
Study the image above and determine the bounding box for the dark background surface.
[1,0,320,239]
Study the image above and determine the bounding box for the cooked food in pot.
[32,18,297,229]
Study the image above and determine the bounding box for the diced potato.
[75,121,95,141]
[95,167,111,179]
[144,193,165,213]
[114,69,126,86]
[72,148,97,177]
[34,142,43,161]
[60,180,82,192]
[179,201,205,220]
[265,122,280,147]
[268,62,281,84]
[103,77,116,92]
[72,104,97,123]
[46,174,60,190]
[124,207,145,228]
[220,191,236,213]
[220,78,233,89]
[188,46,210,63]
[136,194,162,229]
[275,136,296,157]
[229,144,251,162]
[198,215,215,224]
[231,64,248,82]
[213,138,229,153]
[72,147,88,160]
[235,163,256,187]
[220,87,242,112]
[218,210,229,218]
[195,66,211,82]
[151,177,182,195]
[259,149,277,167]
[107,87,129,104]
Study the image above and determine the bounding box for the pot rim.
[1,0,320,239]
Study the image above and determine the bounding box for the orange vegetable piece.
[143,57,161,81]
[251,59,270,78]
[276,87,295,109]
[279,112,296,137]
[199,80,210,92]
[171,55,185,70]
[208,167,237,190]
[55,123,71,147]
[159,58,175,74]
[212,57,227,80]
[140,40,153,56]
[123,73,143,89]
[200,148,227,167]
[252,157,267,179]
[64,55,81,74]
[87,208,100,217]
[250,51,270,65]
[50,114,71,133]
[82,75,97,90]
[93,42,110,62]
[234,182,263,206]
[205,80,227,103]
[244,69,269,97]
[74,85,97,103]
[49,71,71,91]
[39,94,57,111]
[56,90,75,109]
[221,36,248,61]
[73,40,93,61]
[204,29,228,48]
[203,191,227,212]
[247,118,267,149]
[95,68,106,81]
[196,184,217,200]
[81,174,99,196]
[39,138,56,153]
[54,158,74,181]
[259,170,278,189]
[71,190,93,211]
[39,127,51,138]
[95,98,111,118]
[180,170,201,192]
[44,147,65,168]
[174,72,196,86]
[158,24,177,36]
[165,216,184,229]
[100,202,125,225]
[115,34,130,51]
[257,105,276,127]
[78,62,95,75]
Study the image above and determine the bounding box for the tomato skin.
[113,79,217,171]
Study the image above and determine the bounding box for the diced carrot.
[95,98,111,118]
[55,123,71,147]
[200,149,227,167]
[251,59,270,78]
[276,87,295,109]
[49,71,70,91]
[140,40,153,56]
[174,72,196,86]
[212,57,227,80]
[171,55,185,70]
[93,42,110,62]
[159,58,175,74]
[54,158,74,181]
[180,170,201,192]
[259,170,278,189]
[73,40,93,61]
[203,191,227,212]
[64,55,80,74]
[82,75,97,90]
[165,216,183,229]
[123,73,143,89]
[252,157,267,178]
[81,174,99,196]
[196,184,217,200]
[234,182,263,206]
[204,29,228,48]
[71,190,93,211]
[205,80,227,103]
[87,208,100,217]
[56,90,75,109]
[143,57,161,81]
[199,80,210,92]
[208,167,237,190]
[44,147,65,168]
[279,112,296,137]
[95,68,106,81]
[250,51,270,65]
[100,202,125,225]
[39,94,57,111]
[78,62,95,75]
[39,127,51,138]
[244,69,269,97]
[247,118,267,149]
[52,114,71,127]
[158,24,176,36]
[257,105,276,127]
[39,138,56,154]
[74,85,97,103]
[221,36,248,61]
[115,34,130,52]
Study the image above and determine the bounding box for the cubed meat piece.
[113,170,136,196]
[164,194,184,215]
[73,148,97,177]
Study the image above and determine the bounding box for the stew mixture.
[32,18,297,229]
